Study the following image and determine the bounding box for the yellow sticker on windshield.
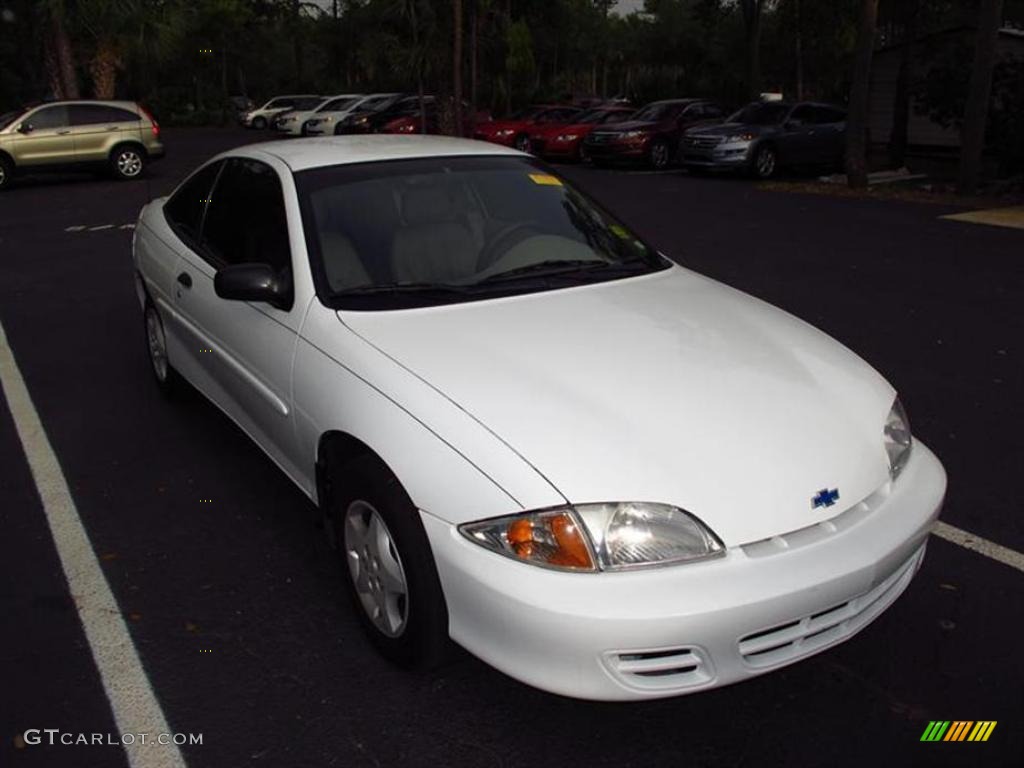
[529,173,563,186]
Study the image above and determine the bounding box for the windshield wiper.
[334,282,476,296]
[476,259,623,284]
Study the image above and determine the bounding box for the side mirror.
[17,123,33,134]
[214,263,291,309]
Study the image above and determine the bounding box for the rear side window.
[164,161,222,244]
[70,105,139,125]
[26,105,69,129]
[201,158,291,272]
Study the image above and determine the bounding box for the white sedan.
[133,136,946,701]
[275,94,363,136]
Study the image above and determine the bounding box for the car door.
[69,104,141,162]
[172,157,303,479]
[10,105,73,166]
[777,104,817,165]
[812,106,848,166]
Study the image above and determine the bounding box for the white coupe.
[133,136,946,701]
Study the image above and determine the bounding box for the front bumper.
[682,141,754,170]
[276,122,303,136]
[583,138,649,161]
[473,131,517,147]
[422,442,945,701]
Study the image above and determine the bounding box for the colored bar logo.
[920,721,997,742]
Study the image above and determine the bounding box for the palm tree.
[958,0,1006,193]
[845,0,879,189]
[39,0,79,99]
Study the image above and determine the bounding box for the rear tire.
[144,300,181,398]
[329,455,449,670]
[110,145,145,181]
[0,155,12,190]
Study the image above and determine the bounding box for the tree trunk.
[741,0,763,99]
[470,0,478,107]
[45,11,79,99]
[794,0,804,100]
[453,0,464,136]
[89,41,120,99]
[889,0,919,168]
[845,0,879,189]
[958,0,1005,194]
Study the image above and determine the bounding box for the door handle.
[56,129,71,135]
[106,126,119,131]
[176,272,193,289]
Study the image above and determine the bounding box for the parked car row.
[242,92,492,138]
[474,97,848,179]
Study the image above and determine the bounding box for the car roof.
[24,99,140,109]
[229,135,521,172]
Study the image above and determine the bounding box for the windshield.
[631,102,684,122]
[292,97,324,110]
[728,103,791,125]
[0,109,25,130]
[508,106,544,121]
[296,156,669,310]
[319,97,358,112]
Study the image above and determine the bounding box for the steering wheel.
[478,221,542,270]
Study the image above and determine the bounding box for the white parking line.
[934,521,1024,573]
[64,225,88,232]
[0,319,187,768]
[88,224,115,231]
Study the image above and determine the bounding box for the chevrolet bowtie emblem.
[812,488,840,509]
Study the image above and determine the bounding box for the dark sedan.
[681,101,847,178]
[583,99,726,169]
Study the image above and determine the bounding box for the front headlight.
[884,397,912,479]
[726,132,756,142]
[460,503,724,572]
[495,128,516,137]
[621,130,648,139]
[556,133,578,142]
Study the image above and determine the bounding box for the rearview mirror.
[214,263,291,309]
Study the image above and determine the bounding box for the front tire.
[252,116,267,130]
[111,145,145,181]
[0,155,13,190]
[329,455,449,669]
[752,144,778,179]
[649,138,671,170]
[144,300,180,397]
[514,134,532,153]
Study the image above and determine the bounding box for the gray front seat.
[390,186,479,284]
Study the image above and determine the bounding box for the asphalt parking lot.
[1,127,1022,768]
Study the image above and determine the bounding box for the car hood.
[596,118,662,133]
[338,266,895,544]
[689,122,775,137]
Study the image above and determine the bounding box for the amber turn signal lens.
[504,512,594,570]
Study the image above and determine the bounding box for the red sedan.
[529,106,636,162]
[473,105,583,152]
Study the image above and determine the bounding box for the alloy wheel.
[117,150,143,178]
[344,500,409,638]
[651,141,670,169]
[756,147,776,178]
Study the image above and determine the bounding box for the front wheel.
[0,155,12,190]
[252,116,267,130]
[111,146,145,180]
[330,455,449,669]
[514,134,532,153]
[144,300,181,397]
[752,145,778,179]
[649,139,671,170]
